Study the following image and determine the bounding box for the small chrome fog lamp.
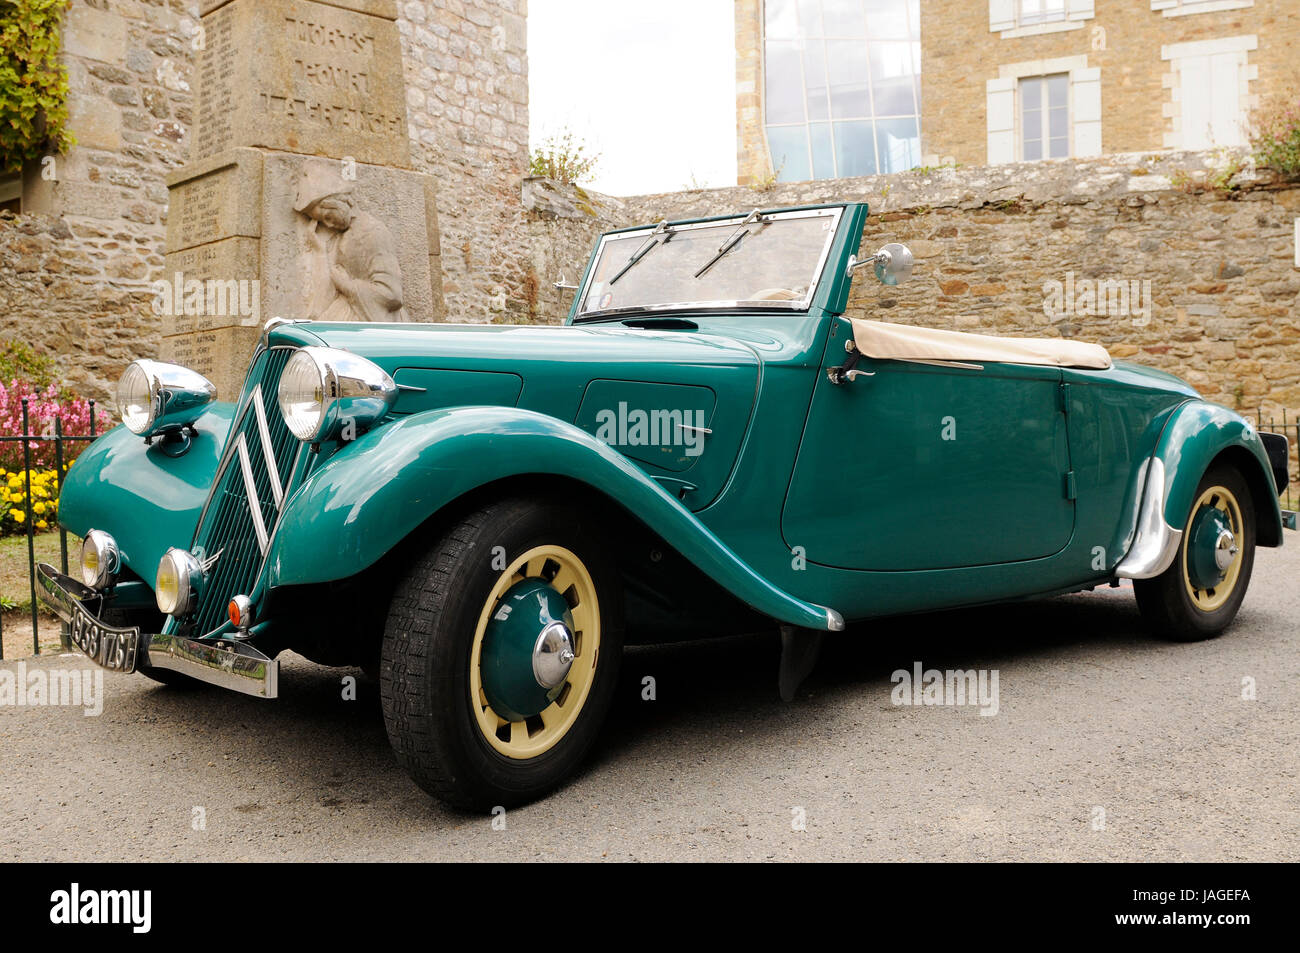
[79,530,120,590]
[155,548,203,617]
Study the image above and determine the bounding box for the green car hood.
[279,321,763,509]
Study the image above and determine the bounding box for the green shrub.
[0,0,74,174]
[1251,94,1300,177]
[0,339,60,391]
[528,131,599,185]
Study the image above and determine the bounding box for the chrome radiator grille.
[189,347,300,637]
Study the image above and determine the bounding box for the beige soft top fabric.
[849,319,1112,370]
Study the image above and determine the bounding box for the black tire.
[101,606,198,688]
[1135,463,1256,641]
[380,498,624,810]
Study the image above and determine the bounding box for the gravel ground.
[2,541,1297,862]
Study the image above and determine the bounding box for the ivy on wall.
[0,0,73,175]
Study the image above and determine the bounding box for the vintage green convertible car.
[40,203,1291,809]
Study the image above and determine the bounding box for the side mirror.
[846,243,914,286]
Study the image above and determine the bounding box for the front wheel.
[380,498,624,810]
[1135,463,1256,641]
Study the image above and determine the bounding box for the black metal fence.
[0,397,99,660]
[1255,411,1298,514]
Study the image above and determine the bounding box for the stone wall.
[1,0,199,401]
[396,0,534,323]
[525,151,1300,437]
[0,213,159,401]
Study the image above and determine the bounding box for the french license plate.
[68,609,140,673]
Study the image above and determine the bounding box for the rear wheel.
[380,498,624,810]
[1135,464,1256,641]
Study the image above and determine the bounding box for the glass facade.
[763,0,922,181]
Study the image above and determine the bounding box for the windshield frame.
[572,205,844,322]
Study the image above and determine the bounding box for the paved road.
[3,541,1297,862]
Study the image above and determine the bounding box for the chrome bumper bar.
[36,563,278,699]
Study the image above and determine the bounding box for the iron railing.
[0,397,98,659]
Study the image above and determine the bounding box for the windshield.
[576,207,841,319]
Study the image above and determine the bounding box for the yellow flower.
[33,501,46,515]
[9,509,24,523]
[36,520,47,529]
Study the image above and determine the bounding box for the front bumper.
[36,563,278,699]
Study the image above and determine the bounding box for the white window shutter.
[989,0,1016,33]
[1071,67,1102,157]
[1151,0,1178,11]
[987,78,1016,164]
[1068,0,1096,20]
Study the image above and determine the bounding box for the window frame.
[761,0,923,181]
[1018,0,1067,27]
[1018,73,1072,161]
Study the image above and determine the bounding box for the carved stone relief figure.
[293,160,410,322]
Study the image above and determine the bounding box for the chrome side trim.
[1116,457,1184,579]
[251,387,284,508]
[826,608,845,632]
[235,434,270,554]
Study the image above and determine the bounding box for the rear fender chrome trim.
[1116,457,1183,579]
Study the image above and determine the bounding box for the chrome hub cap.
[533,621,576,690]
[1213,529,1238,572]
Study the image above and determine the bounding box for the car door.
[782,323,1075,571]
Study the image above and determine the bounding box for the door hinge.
[1058,381,1071,415]
[1064,469,1077,501]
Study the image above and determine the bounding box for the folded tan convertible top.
[849,319,1112,370]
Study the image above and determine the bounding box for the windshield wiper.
[609,220,673,286]
[693,208,769,279]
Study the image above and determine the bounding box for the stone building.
[736,0,1300,185]
[0,0,531,400]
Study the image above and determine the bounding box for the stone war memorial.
[163,0,444,397]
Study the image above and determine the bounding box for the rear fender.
[1117,401,1282,579]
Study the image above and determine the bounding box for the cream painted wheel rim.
[1181,485,1244,613]
[469,545,600,759]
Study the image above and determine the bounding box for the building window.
[1020,74,1069,159]
[1151,0,1254,17]
[763,0,922,181]
[989,0,1092,37]
[986,55,1101,164]
[1019,0,1066,25]
[1162,36,1255,149]
[0,173,20,215]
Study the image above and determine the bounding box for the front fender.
[58,403,236,581]
[1157,401,1283,546]
[268,407,844,631]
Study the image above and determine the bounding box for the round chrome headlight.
[156,548,202,617]
[116,360,218,438]
[277,347,398,443]
[80,530,120,590]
